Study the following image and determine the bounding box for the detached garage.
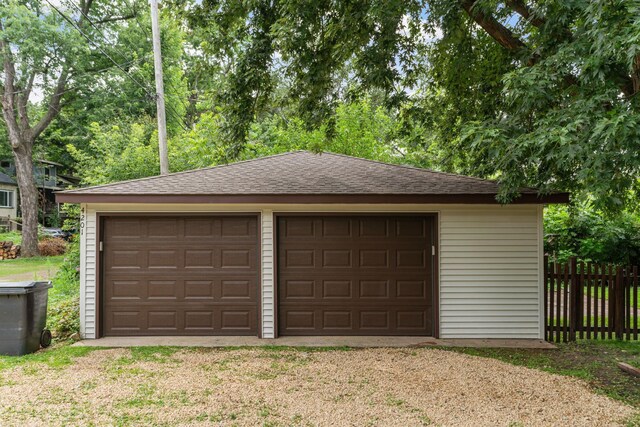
[56,151,568,340]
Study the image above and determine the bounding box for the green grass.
[0,231,22,245]
[549,284,640,302]
[0,344,98,372]
[445,340,640,408]
[0,255,65,280]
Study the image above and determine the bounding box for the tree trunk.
[11,141,39,257]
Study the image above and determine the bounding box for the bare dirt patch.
[0,347,634,426]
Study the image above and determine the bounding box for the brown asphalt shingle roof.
[56,151,567,203]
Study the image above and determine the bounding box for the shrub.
[48,239,80,340]
[48,298,80,340]
[38,238,67,256]
[544,204,640,265]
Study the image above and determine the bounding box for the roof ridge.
[320,151,499,184]
[60,151,304,194]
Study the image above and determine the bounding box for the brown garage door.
[277,215,434,336]
[102,215,259,336]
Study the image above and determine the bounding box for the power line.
[121,0,192,122]
[45,0,155,98]
[2,56,149,97]
[46,0,191,134]
[60,0,191,130]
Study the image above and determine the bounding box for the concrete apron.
[73,336,555,349]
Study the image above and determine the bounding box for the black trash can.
[0,281,53,356]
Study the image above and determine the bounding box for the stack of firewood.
[0,241,20,260]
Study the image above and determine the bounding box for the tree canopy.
[173,0,640,207]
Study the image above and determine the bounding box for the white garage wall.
[79,203,543,339]
[439,205,543,338]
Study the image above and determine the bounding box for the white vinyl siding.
[79,203,543,339]
[80,204,98,338]
[261,210,275,338]
[439,206,542,338]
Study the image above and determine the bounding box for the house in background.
[57,151,569,341]
[0,158,80,227]
[0,172,18,231]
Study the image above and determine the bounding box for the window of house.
[0,190,14,208]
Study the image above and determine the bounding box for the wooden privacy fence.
[545,257,639,342]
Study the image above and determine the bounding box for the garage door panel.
[359,280,389,298]
[359,218,389,237]
[184,280,214,299]
[282,279,316,299]
[148,250,179,269]
[109,219,143,239]
[221,310,254,330]
[397,280,426,298]
[322,218,352,237]
[109,280,144,299]
[397,217,429,235]
[220,217,256,237]
[110,250,143,269]
[103,216,259,336]
[360,311,389,329]
[185,311,215,331]
[147,280,179,299]
[147,219,179,238]
[220,280,254,299]
[323,311,352,329]
[360,250,389,268]
[284,311,315,330]
[221,248,254,268]
[283,218,316,238]
[322,280,351,298]
[278,306,433,336]
[283,250,315,268]
[278,215,434,336]
[109,310,142,332]
[322,250,352,267]
[184,250,215,268]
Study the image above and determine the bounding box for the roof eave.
[55,192,570,205]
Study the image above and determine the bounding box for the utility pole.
[150,0,169,175]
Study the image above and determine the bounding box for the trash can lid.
[0,281,52,295]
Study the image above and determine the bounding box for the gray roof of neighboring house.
[0,172,17,186]
[56,151,569,204]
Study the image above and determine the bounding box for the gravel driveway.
[0,347,634,426]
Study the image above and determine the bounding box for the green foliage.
[454,1,640,206]
[0,231,22,245]
[61,203,80,233]
[178,0,425,155]
[67,120,160,185]
[68,99,414,185]
[47,297,80,341]
[544,204,640,265]
[49,239,80,340]
[168,113,226,171]
[246,99,399,162]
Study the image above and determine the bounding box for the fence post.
[569,257,578,341]
[615,267,624,340]
[543,255,549,342]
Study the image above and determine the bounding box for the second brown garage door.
[102,215,259,336]
[277,215,434,336]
